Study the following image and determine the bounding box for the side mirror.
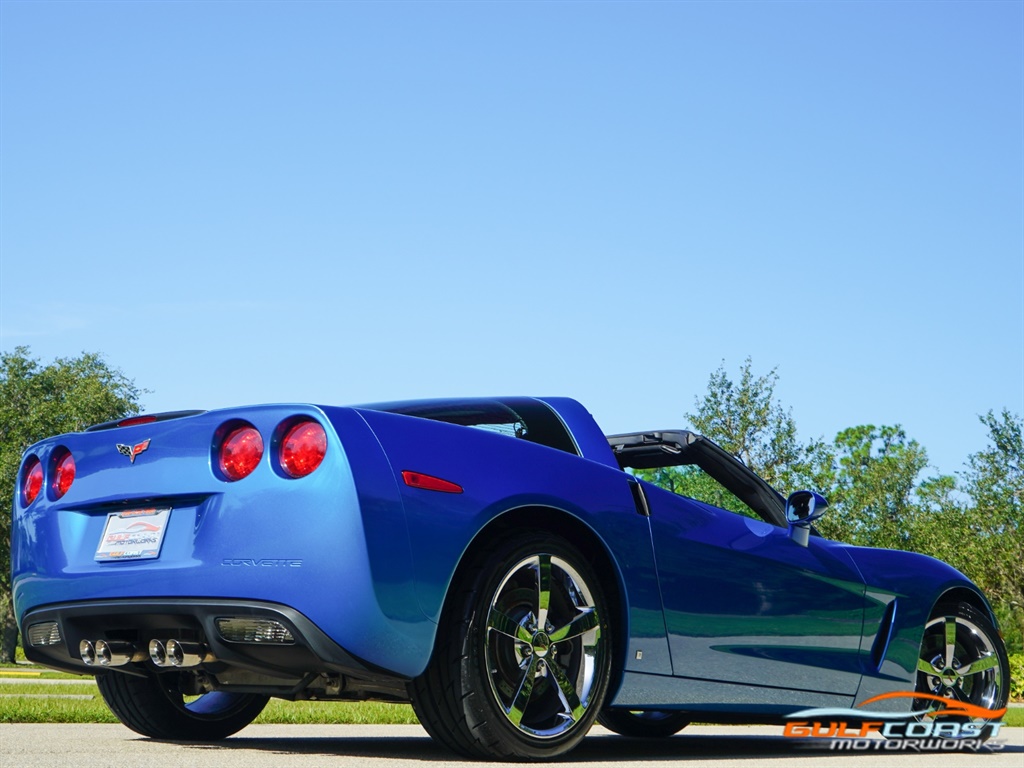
[786,490,828,547]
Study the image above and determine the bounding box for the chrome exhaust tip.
[148,638,169,667]
[95,640,136,667]
[166,640,208,668]
[79,639,96,666]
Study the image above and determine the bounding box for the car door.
[644,481,867,699]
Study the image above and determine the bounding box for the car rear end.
[11,405,419,700]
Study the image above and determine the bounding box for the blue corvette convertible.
[11,397,1009,758]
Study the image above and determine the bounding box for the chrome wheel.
[915,602,1008,714]
[484,553,604,739]
[409,533,612,759]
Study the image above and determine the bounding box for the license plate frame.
[95,507,171,562]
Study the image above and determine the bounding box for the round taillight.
[22,457,43,505]
[219,426,264,481]
[53,450,76,499]
[279,421,327,478]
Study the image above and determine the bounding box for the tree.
[0,347,143,662]
[815,425,930,549]
[686,358,805,490]
[638,358,825,517]
[958,410,1023,652]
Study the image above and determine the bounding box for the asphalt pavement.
[1,724,1021,768]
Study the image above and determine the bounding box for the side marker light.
[401,471,463,494]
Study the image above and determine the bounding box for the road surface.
[2,723,1021,767]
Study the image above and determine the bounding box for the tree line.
[640,358,1023,655]
[0,349,1020,661]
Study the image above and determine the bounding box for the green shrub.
[1009,653,1024,702]
[993,603,1024,656]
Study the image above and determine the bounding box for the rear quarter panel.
[354,408,673,678]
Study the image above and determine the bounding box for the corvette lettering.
[221,559,302,567]
[116,439,151,464]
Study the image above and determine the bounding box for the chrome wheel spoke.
[536,555,551,631]
[944,617,957,670]
[548,660,585,723]
[917,657,940,675]
[507,656,538,727]
[549,608,599,643]
[488,607,533,643]
[960,654,999,676]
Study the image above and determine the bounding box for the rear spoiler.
[87,410,207,432]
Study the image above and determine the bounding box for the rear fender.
[358,408,672,679]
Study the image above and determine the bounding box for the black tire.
[914,601,1009,738]
[96,671,269,740]
[598,709,690,738]
[410,533,613,760]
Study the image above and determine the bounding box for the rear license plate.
[95,507,171,562]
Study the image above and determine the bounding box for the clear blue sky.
[2,0,1021,481]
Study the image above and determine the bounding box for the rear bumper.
[20,598,410,700]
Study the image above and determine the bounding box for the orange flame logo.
[860,691,1006,720]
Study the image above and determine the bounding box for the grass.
[0,684,119,724]
[1003,708,1024,727]
[0,667,418,725]
[1,663,1021,728]
[256,701,418,725]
